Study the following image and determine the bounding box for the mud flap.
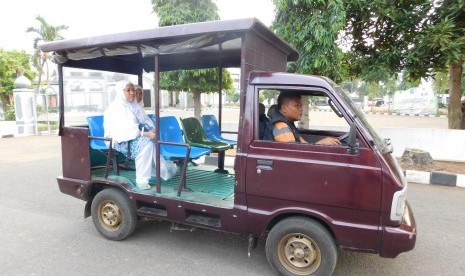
[84,200,92,218]
[248,235,257,257]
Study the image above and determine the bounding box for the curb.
[405,170,465,188]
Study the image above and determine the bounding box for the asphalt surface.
[1,135,465,275]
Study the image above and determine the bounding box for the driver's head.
[277,93,302,122]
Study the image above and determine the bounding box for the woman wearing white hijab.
[104,81,156,189]
[134,85,153,126]
[135,85,145,107]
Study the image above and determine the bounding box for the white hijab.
[104,81,144,143]
[135,85,145,107]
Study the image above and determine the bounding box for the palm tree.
[26,15,68,92]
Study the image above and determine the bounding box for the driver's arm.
[299,136,308,143]
[315,137,341,146]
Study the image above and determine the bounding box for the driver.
[266,92,341,145]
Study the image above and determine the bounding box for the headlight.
[390,186,407,222]
[395,195,406,217]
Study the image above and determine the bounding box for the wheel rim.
[277,233,321,275]
[98,200,122,232]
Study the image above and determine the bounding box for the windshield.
[334,86,387,150]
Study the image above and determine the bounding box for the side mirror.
[347,123,359,155]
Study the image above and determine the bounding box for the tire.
[265,217,337,276]
[91,188,137,241]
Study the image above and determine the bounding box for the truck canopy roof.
[249,71,335,89]
[39,18,298,74]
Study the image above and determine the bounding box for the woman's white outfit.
[103,82,156,189]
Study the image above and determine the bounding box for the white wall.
[377,127,465,162]
[318,125,465,162]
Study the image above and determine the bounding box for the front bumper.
[380,201,417,258]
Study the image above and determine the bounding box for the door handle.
[257,159,273,166]
[256,159,273,174]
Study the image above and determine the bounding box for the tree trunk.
[175,91,180,105]
[448,62,463,129]
[401,148,435,170]
[35,56,46,94]
[0,94,10,112]
[169,91,174,106]
[193,89,202,120]
[298,95,310,129]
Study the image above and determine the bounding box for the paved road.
[1,135,464,275]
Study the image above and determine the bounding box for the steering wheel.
[338,133,349,143]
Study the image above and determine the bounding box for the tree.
[273,0,347,128]
[433,72,449,96]
[0,49,36,111]
[151,0,233,118]
[344,0,465,129]
[406,1,465,129]
[344,0,430,81]
[26,15,68,92]
[273,0,346,82]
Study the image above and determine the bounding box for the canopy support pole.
[154,53,161,194]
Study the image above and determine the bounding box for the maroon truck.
[40,18,416,276]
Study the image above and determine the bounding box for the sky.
[0,0,275,54]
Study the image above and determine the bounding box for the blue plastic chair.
[147,113,155,125]
[159,116,211,159]
[201,115,237,147]
[87,115,119,177]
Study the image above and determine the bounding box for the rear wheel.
[265,217,337,276]
[91,188,136,240]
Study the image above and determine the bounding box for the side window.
[257,89,280,140]
[256,88,350,145]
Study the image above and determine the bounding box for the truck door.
[244,87,383,251]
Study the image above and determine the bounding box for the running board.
[138,206,167,217]
[185,212,221,228]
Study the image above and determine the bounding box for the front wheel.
[91,188,137,241]
[265,217,337,276]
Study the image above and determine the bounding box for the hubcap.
[278,233,321,275]
[99,201,122,231]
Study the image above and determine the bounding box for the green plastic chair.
[180,117,230,152]
[181,117,230,173]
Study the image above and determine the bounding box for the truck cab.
[40,18,415,276]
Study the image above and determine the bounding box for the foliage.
[26,15,68,90]
[343,0,465,128]
[261,89,280,104]
[4,104,16,121]
[152,0,219,26]
[273,0,346,82]
[151,0,233,117]
[37,121,58,132]
[344,0,431,82]
[0,49,35,93]
[403,2,465,80]
[0,49,36,111]
[224,89,239,104]
[178,68,232,92]
[433,71,449,95]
